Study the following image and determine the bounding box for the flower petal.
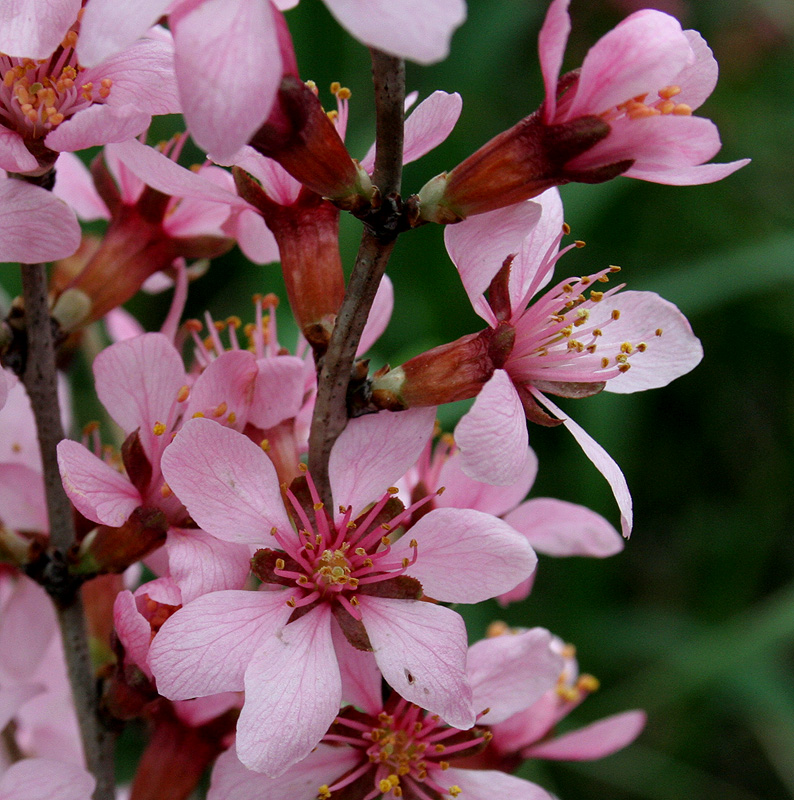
[331,621,383,715]
[52,152,110,221]
[249,355,307,430]
[357,274,393,356]
[538,0,571,122]
[674,30,718,111]
[442,768,554,800]
[0,463,47,531]
[44,103,151,152]
[0,758,95,800]
[0,576,56,680]
[0,0,81,59]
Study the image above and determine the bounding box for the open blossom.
[148,408,536,776]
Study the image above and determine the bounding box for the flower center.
[606,84,692,122]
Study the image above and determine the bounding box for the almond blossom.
[148,408,536,776]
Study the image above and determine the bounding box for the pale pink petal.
[0,128,37,173]
[588,291,703,394]
[249,355,307,430]
[161,418,292,545]
[228,147,301,206]
[57,440,141,526]
[674,30,718,110]
[624,157,750,186]
[358,596,474,729]
[138,575,182,605]
[395,507,536,603]
[0,371,7,410]
[52,152,110,221]
[172,0,281,160]
[523,709,646,760]
[104,308,145,342]
[0,179,80,262]
[0,684,43,731]
[164,194,229,238]
[0,758,95,800]
[93,332,184,460]
[77,0,172,66]
[0,0,80,59]
[504,497,623,557]
[0,373,39,469]
[166,528,252,604]
[445,200,542,325]
[225,208,280,265]
[148,589,292,698]
[323,0,465,64]
[455,370,531,486]
[237,605,339,777]
[331,621,382,715]
[0,577,55,681]
[208,743,360,800]
[0,464,46,531]
[442,768,553,800]
[532,390,632,537]
[329,407,436,514]
[113,589,155,678]
[568,10,692,119]
[469,628,563,724]
[184,349,258,431]
[495,571,536,606]
[44,103,151,152]
[173,692,240,727]
[357,274,393,356]
[538,0,571,122]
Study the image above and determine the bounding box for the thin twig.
[307,50,406,505]
[20,262,116,800]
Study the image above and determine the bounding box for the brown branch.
[307,50,406,505]
[20,262,116,800]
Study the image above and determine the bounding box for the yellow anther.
[574,239,586,248]
[260,439,270,451]
[313,502,324,510]
[62,30,78,49]
[609,265,621,272]
[318,786,331,800]
[286,597,296,607]
[160,483,173,499]
[655,328,663,337]
[388,486,399,494]
[637,342,648,352]
[153,422,166,436]
[434,744,446,753]
[275,558,285,570]
[618,363,631,372]
[562,283,574,293]
[82,421,100,435]
[673,103,692,115]
[330,81,341,94]
[562,222,571,235]
[658,85,681,99]
[561,643,576,658]
[213,401,228,417]
[336,86,351,100]
[620,342,634,354]
[299,463,308,472]
[601,357,610,369]
[227,412,237,424]
[192,411,205,419]
[326,109,338,121]
[449,786,462,797]
[381,536,391,546]
[659,100,676,114]
[350,596,359,606]
[590,291,604,302]
[439,760,450,770]
[379,779,393,792]
[270,527,278,536]
[578,673,600,692]
[611,309,621,320]
[436,486,446,495]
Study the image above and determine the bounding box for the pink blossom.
[0,758,94,800]
[539,0,749,185]
[150,408,536,775]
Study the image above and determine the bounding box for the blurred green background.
[3,0,792,797]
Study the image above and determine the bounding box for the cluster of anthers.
[610,84,692,121]
[319,697,493,800]
[0,17,111,137]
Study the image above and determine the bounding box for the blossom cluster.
[0,0,745,799]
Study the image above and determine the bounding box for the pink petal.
[77,0,172,66]
[323,0,466,65]
[0,577,55,680]
[228,146,301,206]
[171,0,281,160]
[395,507,536,603]
[504,497,623,557]
[161,418,292,545]
[329,407,436,514]
[358,596,474,729]
[674,30,718,111]
[331,621,383,715]
[468,628,563,724]
[224,208,280,265]
[44,103,151,152]
[357,274,393,356]
[0,463,47,531]
[455,371,531,486]
[495,571,536,606]
[532,391,632,537]
[568,10,692,119]
[0,179,80,262]
[52,153,110,221]
[538,0,571,122]
[0,758,95,800]
[93,332,184,461]
[524,709,646,761]
[237,605,340,776]
[249,355,307,430]
[57,440,141,526]
[208,743,360,800]
[0,0,80,59]
[0,372,39,469]
[113,589,155,678]
[0,371,7,410]
[104,308,146,342]
[0,128,38,173]
[624,157,750,186]
[436,448,538,517]
[148,589,292,699]
[0,684,43,731]
[445,200,543,325]
[590,291,703,394]
[166,527,252,604]
[442,768,554,800]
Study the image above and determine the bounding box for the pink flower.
[0,9,179,177]
[0,758,95,800]
[149,408,536,776]
[538,0,749,185]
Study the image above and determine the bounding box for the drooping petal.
[0,0,81,60]
[171,0,281,160]
[56,440,140,527]
[532,390,632,537]
[468,628,563,724]
[455,371,531,486]
[329,407,436,514]
[322,0,466,65]
[0,576,56,680]
[0,758,95,800]
[113,589,156,678]
[445,200,543,326]
[436,448,537,518]
[395,507,536,603]
[51,152,110,221]
[249,355,307,430]
[224,208,280,265]
[160,418,292,545]
[674,30,718,111]
[503,497,623,557]
[441,768,554,800]
[358,596,474,730]
[0,128,38,173]
[237,605,340,777]
[357,274,393,356]
[538,0,571,122]
[166,528,252,604]
[148,589,292,699]
[0,463,47,531]
[44,103,151,152]
[104,308,146,342]
[624,157,750,186]
[523,709,646,760]
[0,179,80,262]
